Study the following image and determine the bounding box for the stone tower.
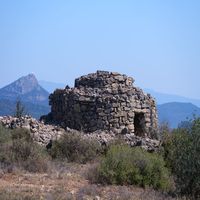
[45,71,158,138]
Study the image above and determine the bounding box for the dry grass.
[0,161,183,200]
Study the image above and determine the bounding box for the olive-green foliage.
[0,125,12,143]
[50,132,101,164]
[95,145,172,191]
[0,126,49,172]
[0,125,12,167]
[163,117,200,199]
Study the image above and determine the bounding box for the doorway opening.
[134,113,145,137]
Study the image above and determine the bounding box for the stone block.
[128,124,135,130]
[114,75,124,82]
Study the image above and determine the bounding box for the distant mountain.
[144,89,200,108]
[0,74,49,105]
[39,80,66,93]
[158,102,200,128]
[0,74,50,119]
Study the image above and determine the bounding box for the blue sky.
[0,0,199,98]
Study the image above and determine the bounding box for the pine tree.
[15,99,25,118]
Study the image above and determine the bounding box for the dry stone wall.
[44,71,158,138]
[0,116,160,151]
[0,115,64,145]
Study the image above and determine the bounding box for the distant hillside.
[144,89,200,108]
[0,99,50,119]
[0,74,49,105]
[158,102,200,128]
[0,74,50,119]
[39,80,66,93]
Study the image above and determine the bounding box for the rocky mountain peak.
[6,73,39,95]
[0,74,49,105]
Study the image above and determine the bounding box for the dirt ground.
[0,162,175,200]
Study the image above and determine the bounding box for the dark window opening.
[134,113,145,137]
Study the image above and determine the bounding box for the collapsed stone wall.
[0,115,160,151]
[45,71,158,138]
[0,115,64,145]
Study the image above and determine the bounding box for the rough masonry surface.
[0,115,160,151]
[44,71,158,138]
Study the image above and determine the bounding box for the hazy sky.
[0,0,199,98]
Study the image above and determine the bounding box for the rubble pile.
[0,115,64,145]
[0,116,160,151]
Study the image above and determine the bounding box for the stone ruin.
[0,115,160,151]
[44,71,158,139]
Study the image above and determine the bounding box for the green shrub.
[50,132,101,163]
[162,117,200,199]
[93,145,172,191]
[0,126,14,170]
[0,127,49,173]
[0,125,12,144]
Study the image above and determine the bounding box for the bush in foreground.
[50,132,101,163]
[163,117,200,199]
[0,126,49,172]
[90,145,172,192]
